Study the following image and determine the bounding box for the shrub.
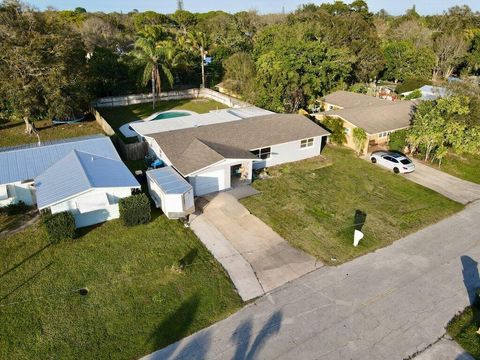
[389,129,409,152]
[119,193,151,227]
[396,78,431,94]
[43,211,76,243]
[352,127,367,156]
[405,89,422,100]
[0,201,30,215]
[320,116,346,145]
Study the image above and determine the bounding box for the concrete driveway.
[403,159,480,205]
[142,200,480,360]
[190,192,321,300]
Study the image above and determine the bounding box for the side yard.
[0,210,242,360]
[241,145,463,265]
[427,152,480,185]
[0,116,102,148]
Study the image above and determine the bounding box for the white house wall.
[252,136,324,170]
[49,187,133,228]
[0,181,36,207]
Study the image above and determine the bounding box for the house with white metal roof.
[0,135,140,228]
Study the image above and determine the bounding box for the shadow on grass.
[149,293,202,351]
[179,248,198,270]
[0,262,53,302]
[230,310,283,360]
[0,243,51,280]
[0,121,23,131]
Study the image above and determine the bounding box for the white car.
[370,151,415,174]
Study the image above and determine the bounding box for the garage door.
[190,169,226,196]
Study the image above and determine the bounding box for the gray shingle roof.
[150,114,330,176]
[0,135,120,185]
[327,101,415,134]
[322,91,392,108]
[35,150,139,209]
[147,167,192,195]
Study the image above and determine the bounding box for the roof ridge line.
[72,149,95,188]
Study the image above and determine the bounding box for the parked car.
[370,151,415,174]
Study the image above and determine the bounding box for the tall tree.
[0,0,89,134]
[187,31,209,88]
[432,33,468,80]
[131,26,174,109]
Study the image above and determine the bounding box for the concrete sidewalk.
[142,201,480,360]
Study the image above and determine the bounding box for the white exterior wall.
[252,136,325,170]
[0,181,36,207]
[49,187,134,228]
[188,159,253,196]
[147,177,194,218]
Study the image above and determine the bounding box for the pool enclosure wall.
[147,167,195,219]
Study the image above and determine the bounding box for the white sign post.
[353,230,364,247]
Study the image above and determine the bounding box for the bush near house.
[389,129,409,153]
[119,193,151,226]
[352,127,367,156]
[320,116,346,145]
[404,89,422,100]
[42,211,76,242]
[0,201,30,216]
[395,78,432,94]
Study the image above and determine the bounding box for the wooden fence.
[113,138,148,161]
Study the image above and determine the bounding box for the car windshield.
[400,159,411,165]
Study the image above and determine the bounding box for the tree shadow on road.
[230,310,283,360]
[461,255,480,305]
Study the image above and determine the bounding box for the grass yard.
[447,306,480,359]
[0,116,103,148]
[241,145,463,265]
[0,211,242,360]
[99,98,228,137]
[426,152,480,185]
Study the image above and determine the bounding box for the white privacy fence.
[91,88,251,109]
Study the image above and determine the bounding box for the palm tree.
[187,31,209,88]
[132,26,174,110]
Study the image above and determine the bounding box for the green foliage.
[352,127,367,155]
[349,83,368,94]
[408,96,479,165]
[405,89,422,100]
[447,306,480,359]
[0,2,90,122]
[388,129,409,152]
[42,211,76,243]
[395,78,431,94]
[321,116,347,145]
[222,52,256,101]
[254,29,353,112]
[0,201,30,215]
[382,40,436,81]
[119,193,152,227]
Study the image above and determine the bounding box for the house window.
[251,147,271,160]
[300,138,314,148]
[344,127,350,135]
[379,131,389,138]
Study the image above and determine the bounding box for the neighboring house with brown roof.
[315,91,414,155]
[143,114,330,196]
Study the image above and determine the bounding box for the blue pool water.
[152,111,191,120]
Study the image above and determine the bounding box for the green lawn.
[0,115,103,148]
[0,211,242,360]
[447,306,480,359]
[241,146,463,265]
[99,98,229,137]
[428,152,480,185]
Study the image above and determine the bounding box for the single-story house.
[315,91,414,155]
[147,167,195,219]
[401,85,448,101]
[143,114,330,196]
[320,90,393,111]
[0,135,140,228]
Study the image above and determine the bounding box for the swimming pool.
[152,111,191,120]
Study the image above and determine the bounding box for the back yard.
[99,98,228,137]
[241,146,463,265]
[0,211,242,360]
[0,116,102,148]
